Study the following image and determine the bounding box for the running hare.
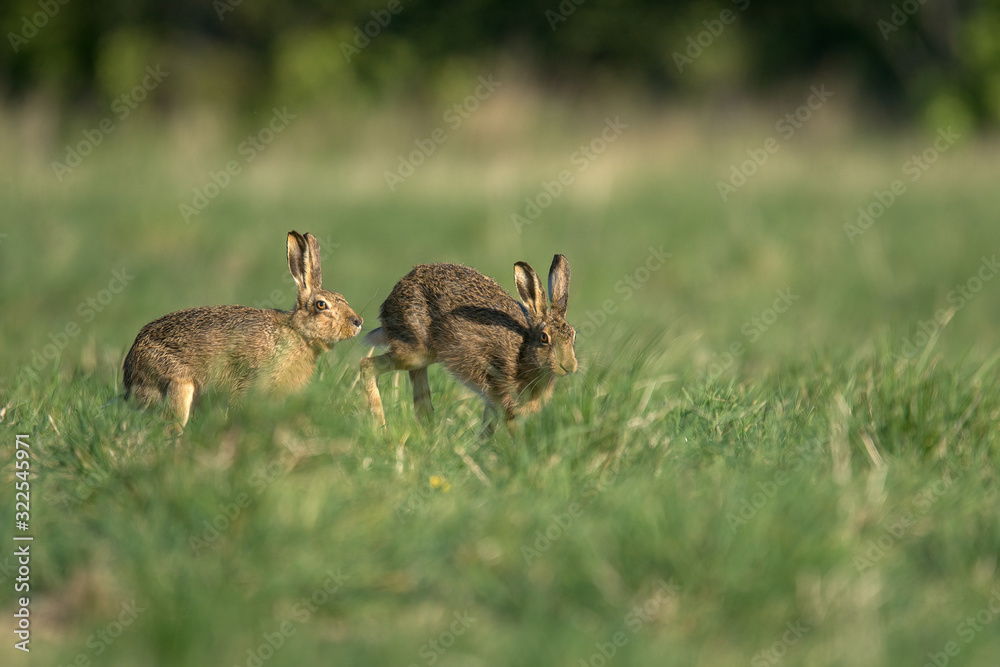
[361,255,577,435]
[123,231,362,427]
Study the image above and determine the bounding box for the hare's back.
[378,263,526,356]
[382,263,520,317]
[133,305,283,358]
[140,305,276,335]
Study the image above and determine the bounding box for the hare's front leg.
[360,355,390,426]
[361,353,417,426]
[480,403,499,439]
[479,401,517,440]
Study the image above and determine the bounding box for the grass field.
[2,94,1000,666]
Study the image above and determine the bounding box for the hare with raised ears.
[123,231,362,427]
[361,254,577,436]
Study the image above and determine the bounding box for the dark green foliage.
[3,1,1000,125]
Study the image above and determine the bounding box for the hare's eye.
[540,331,550,345]
[315,300,328,311]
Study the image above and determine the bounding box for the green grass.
[2,103,1000,666]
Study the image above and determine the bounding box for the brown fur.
[122,232,361,427]
[361,255,576,435]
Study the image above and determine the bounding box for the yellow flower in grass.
[429,475,451,492]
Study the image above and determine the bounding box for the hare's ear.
[303,233,323,288]
[287,231,311,305]
[548,254,570,317]
[514,261,547,321]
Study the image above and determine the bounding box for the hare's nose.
[350,315,363,328]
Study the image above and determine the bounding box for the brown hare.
[361,254,577,435]
[123,231,362,427]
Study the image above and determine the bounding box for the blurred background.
[2,0,1000,378]
[4,0,1000,129]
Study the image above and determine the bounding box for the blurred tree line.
[2,0,1000,127]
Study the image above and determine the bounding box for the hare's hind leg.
[409,368,434,423]
[166,378,195,427]
[362,346,434,427]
